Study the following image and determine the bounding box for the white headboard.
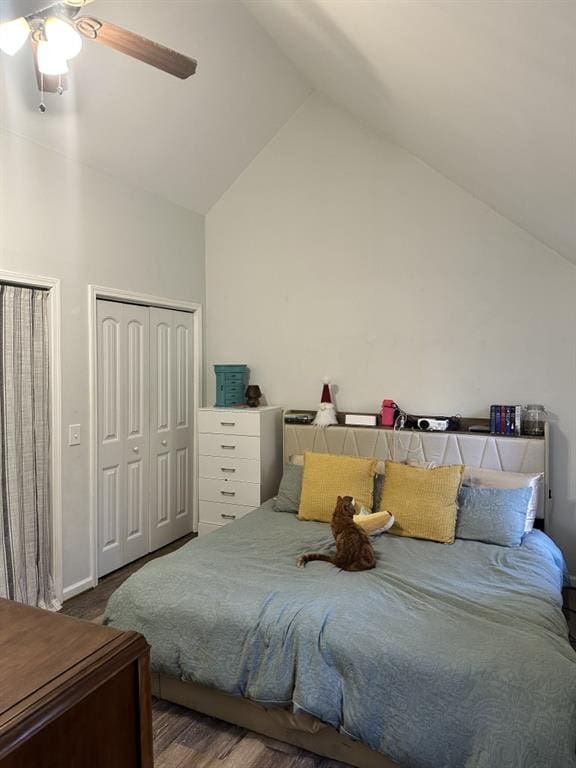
[283,424,549,520]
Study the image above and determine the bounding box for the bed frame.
[153,421,549,768]
[150,674,398,767]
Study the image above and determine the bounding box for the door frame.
[88,285,202,588]
[0,269,63,602]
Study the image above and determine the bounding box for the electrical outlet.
[68,424,81,446]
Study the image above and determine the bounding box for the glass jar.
[522,404,547,436]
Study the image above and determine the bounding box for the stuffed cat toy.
[297,495,376,571]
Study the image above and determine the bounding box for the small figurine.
[313,378,338,426]
[245,384,262,408]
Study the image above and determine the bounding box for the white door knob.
[133,446,139,453]
[161,439,167,446]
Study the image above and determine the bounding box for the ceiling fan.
[0,0,197,111]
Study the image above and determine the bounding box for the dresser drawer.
[199,501,255,526]
[199,478,261,507]
[199,455,260,483]
[199,433,260,460]
[199,410,260,437]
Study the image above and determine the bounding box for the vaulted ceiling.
[0,0,310,213]
[245,0,576,264]
[1,1,574,262]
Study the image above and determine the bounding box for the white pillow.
[462,467,544,533]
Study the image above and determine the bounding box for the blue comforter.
[104,501,576,768]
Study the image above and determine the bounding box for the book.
[490,404,522,436]
[515,405,522,436]
[505,405,512,435]
[490,405,497,434]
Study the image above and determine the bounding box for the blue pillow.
[456,485,532,547]
[274,464,303,513]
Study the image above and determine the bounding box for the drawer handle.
[220,490,236,497]
[221,421,236,427]
[221,467,236,473]
[221,444,236,450]
[221,513,236,520]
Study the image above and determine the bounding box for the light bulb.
[44,17,82,60]
[37,40,69,75]
[0,17,30,56]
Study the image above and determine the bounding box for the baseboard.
[62,576,95,601]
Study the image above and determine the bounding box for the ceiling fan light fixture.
[45,16,82,60]
[0,16,30,56]
[37,39,69,76]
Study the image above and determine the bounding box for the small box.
[214,364,248,407]
[344,414,377,427]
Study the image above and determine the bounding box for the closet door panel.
[155,321,171,433]
[173,312,194,539]
[97,302,124,576]
[126,459,144,538]
[101,466,120,554]
[149,309,175,550]
[176,447,189,518]
[155,452,171,525]
[122,306,150,565]
[97,301,150,577]
[149,308,194,550]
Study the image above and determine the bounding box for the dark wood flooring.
[152,699,348,768]
[62,537,349,768]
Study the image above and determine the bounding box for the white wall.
[0,130,205,597]
[206,93,576,573]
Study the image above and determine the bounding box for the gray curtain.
[0,285,59,610]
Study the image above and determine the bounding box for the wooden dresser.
[198,406,283,536]
[0,598,153,768]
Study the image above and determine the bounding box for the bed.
[103,427,576,768]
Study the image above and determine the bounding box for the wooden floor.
[153,700,348,768]
[62,538,349,768]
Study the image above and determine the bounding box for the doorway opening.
[0,270,62,605]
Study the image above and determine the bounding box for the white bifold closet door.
[149,308,194,551]
[97,301,194,577]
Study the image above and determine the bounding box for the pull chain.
[38,73,46,113]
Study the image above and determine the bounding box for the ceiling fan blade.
[31,37,68,93]
[76,16,197,79]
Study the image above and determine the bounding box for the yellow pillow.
[378,461,463,543]
[354,510,393,535]
[298,452,376,523]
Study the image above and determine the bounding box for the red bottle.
[381,400,396,427]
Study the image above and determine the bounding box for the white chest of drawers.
[198,406,283,536]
